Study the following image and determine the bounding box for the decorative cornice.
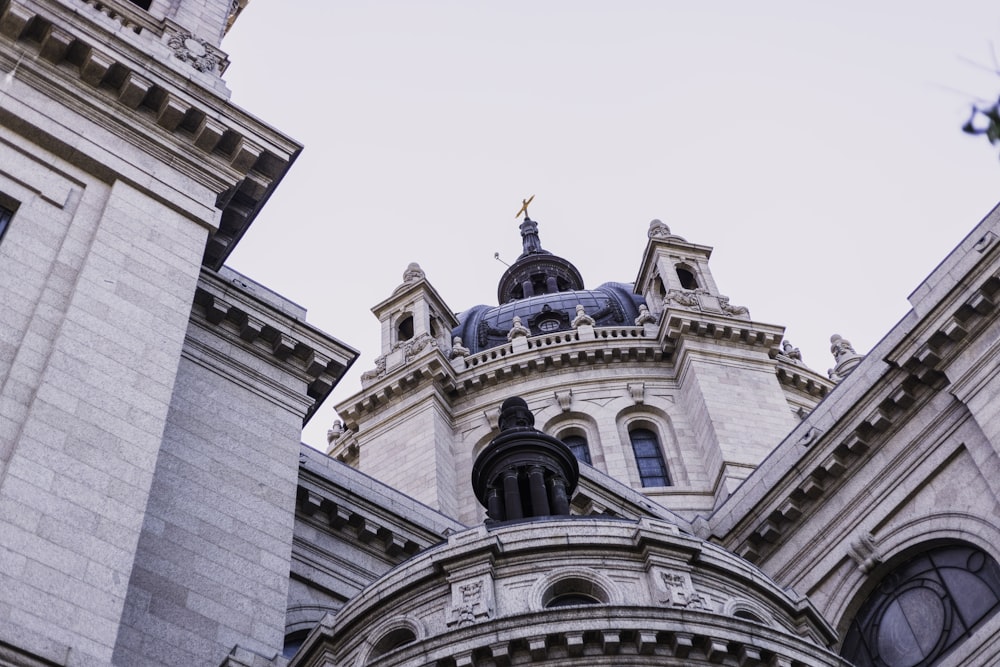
[774,359,833,399]
[717,262,1000,565]
[192,269,358,424]
[337,326,666,428]
[296,448,463,559]
[0,0,300,269]
[660,310,784,355]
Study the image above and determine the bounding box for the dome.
[453,282,647,354]
[450,214,647,354]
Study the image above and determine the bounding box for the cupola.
[471,397,579,523]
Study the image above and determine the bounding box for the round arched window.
[541,576,609,609]
[841,543,1000,667]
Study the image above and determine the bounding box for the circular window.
[538,318,561,332]
[841,544,1000,667]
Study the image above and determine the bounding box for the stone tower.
[0,0,355,664]
[332,216,832,524]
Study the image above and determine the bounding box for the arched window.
[541,577,609,608]
[282,629,310,659]
[676,266,698,290]
[562,434,591,465]
[629,428,670,487]
[841,543,1000,667]
[369,627,416,661]
[397,315,414,342]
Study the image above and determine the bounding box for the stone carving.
[659,571,712,611]
[399,332,436,357]
[447,577,494,627]
[648,219,671,238]
[635,304,656,326]
[361,333,438,381]
[507,316,530,341]
[779,340,803,364]
[718,296,749,317]
[326,419,345,445]
[847,532,882,574]
[555,389,573,412]
[828,334,864,382]
[167,31,221,74]
[664,289,699,308]
[830,334,858,363]
[402,262,425,284]
[450,336,470,359]
[360,355,386,381]
[571,304,595,328]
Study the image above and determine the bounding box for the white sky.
[221,2,1000,450]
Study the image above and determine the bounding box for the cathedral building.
[2,1,1000,666]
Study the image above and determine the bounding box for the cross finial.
[515,195,534,219]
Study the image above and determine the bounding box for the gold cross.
[515,195,534,219]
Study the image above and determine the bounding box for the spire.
[497,198,584,303]
[519,217,545,256]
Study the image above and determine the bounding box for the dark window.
[369,627,416,660]
[282,630,310,659]
[629,428,670,487]
[841,543,1000,667]
[546,592,601,607]
[541,577,609,608]
[563,434,591,465]
[397,315,414,341]
[0,204,13,243]
[127,0,152,9]
[676,266,698,290]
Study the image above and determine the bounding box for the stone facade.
[0,0,354,665]
[4,1,1000,666]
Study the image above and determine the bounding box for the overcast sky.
[221,2,1000,450]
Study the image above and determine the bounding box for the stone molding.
[297,446,464,559]
[192,269,357,424]
[339,316,819,434]
[289,518,842,667]
[0,0,300,268]
[712,242,1000,565]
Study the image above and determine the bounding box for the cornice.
[774,358,833,400]
[0,0,302,269]
[710,251,1000,565]
[336,326,665,428]
[192,269,358,425]
[338,314,821,431]
[295,450,465,567]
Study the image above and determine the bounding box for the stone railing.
[463,325,650,370]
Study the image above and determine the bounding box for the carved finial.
[402,262,425,283]
[326,419,344,445]
[507,316,530,341]
[450,336,470,359]
[780,340,803,364]
[571,304,595,328]
[828,334,864,382]
[515,194,534,219]
[648,219,671,238]
[635,303,656,326]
